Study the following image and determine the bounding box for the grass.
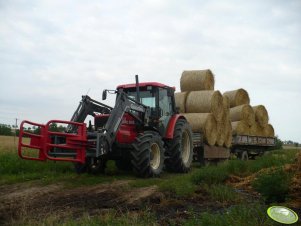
[184,203,278,226]
[11,210,158,226]
[1,135,300,226]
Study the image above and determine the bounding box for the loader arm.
[97,91,150,156]
[67,95,113,132]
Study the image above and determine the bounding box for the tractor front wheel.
[165,119,193,173]
[131,131,165,177]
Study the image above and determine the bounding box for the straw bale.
[185,90,223,122]
[252,105,269,127]
[224,120,232,148]
[263,124,275,137]
[250,122,265,136]
[231,121,250,135]
[230,105,255,126]
[223,95,230,119]
[216,112,226,146]
[181,113,217,146]
[180,70,215,92]
[223,89,250,107]
[175,92,189,113]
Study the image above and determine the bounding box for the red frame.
[117,82,175,90]
[18,120,87,163]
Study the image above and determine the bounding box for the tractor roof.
[117,82,174,90]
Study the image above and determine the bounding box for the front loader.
[18,76,193,177]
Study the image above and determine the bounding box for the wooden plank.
[204,145,230,159]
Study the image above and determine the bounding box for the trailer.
[231,135,276,160]
[192,133,275,163]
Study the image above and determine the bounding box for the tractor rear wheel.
[165,119,193,173]
[131,131,165,177]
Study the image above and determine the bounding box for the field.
[0,135,301,226]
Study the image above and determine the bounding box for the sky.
[0,0,300,142]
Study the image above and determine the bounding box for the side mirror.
[102,90,107,100]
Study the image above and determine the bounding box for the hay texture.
[216,120,226,147]
[181,113,217,146]
[250,122,264,136]
[174,92,189,113]
[263,124,274,137]
[185,90,223,122]
[231,121,249,135]
[180,70,215,92]
[223,95,230,119]
[230,105,255,126]
[224,120,232,148]
[223,89,250,107]
[252,105,269,127]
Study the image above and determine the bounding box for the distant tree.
[274,136,283,150]
[0,124,13,136]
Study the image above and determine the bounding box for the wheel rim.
[150,143,161,170]
[181,130,191,165]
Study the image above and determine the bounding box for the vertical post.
[135,75,140,103]
[14,118,18,146]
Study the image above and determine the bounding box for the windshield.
[126,90,156,108]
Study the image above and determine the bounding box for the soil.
[0,179,229,226]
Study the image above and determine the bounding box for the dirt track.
[0,179,227,225]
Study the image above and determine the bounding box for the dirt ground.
[0,179,230,225]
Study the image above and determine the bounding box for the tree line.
[0,123,66,136]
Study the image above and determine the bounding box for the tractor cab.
[117,82,176,135]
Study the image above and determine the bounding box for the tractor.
[18,75,193,177]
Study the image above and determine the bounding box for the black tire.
[131,131,165,177]
[165,119,193,173]
[238,151,249,161]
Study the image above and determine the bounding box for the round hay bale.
[250,122,265,136]
[231,121,249,135]
[224,120,232,148]
[230,105,255,126]
[223,89,250,107]
[223,95,230,119]
[252,105,269,126]
[216,112,226,146]
[181,113,217,146]
[175,92,189,113]
[180,70,215,92]
[185,90,223,122]
[263,124,274,137]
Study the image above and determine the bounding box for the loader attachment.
[18,120,87,163]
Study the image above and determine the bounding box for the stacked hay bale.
[224,90,274,137]
[175,70,231,147]
[250,105,274,137]
[175,69,275,148]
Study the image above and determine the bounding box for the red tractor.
[18,76,193,177]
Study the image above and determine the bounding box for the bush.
[252,168,291,203]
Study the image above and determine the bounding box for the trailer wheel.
[131,131,165,177]
[165,119,193,173]
[239,151,249,161]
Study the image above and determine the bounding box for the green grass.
[11,210,158,226]
[252,168,292,203]
[184,203,278,226]
[204,184,240,204]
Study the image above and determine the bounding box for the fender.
[164,114,186,139]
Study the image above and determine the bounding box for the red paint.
[116,113,137,144]
[164,114,185,139]
[117,82,172,89]
[18,120,87,164]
